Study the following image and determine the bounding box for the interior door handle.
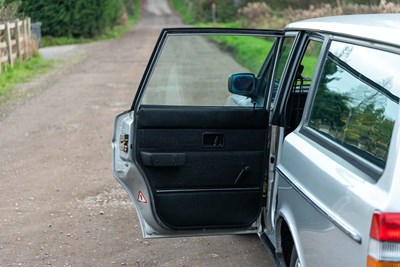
[202,133,224,148]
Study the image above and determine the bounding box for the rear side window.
[308,41,399,168]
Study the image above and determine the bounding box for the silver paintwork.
[265,125,284,233]
[286,14,400,46]
[276,167,362,244]
[272,15,400,267]
[112,111,168,237]
[275,127,396,266]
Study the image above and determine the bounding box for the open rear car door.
[112,28,283,238]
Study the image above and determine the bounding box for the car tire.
[290,245,301,267]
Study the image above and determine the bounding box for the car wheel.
[290,246,301,267]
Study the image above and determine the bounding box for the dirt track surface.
[0,0,273,266]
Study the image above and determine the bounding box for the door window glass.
[286,39,323,132]
[271,36,295,101]
[309,41,399,167]
[140,34,278,107]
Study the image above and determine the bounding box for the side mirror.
[228,73,257,97]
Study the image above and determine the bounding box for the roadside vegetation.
[12,0,141,46]
[171,0,400,73]
[172,0,400,28]
[210,35,274,73]
[239,0,400,29]
[0,57,53,103]
[41,12,140,47]
[41,0,141,46]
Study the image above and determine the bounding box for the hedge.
[15,0,124,38]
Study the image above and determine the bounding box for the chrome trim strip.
[156,187,260,194]
[276,167,363,244]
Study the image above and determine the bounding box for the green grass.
[42,36,88,47]
[195,21,242,28]
[210,35,274,73]
[42,0,141,47]
[171,0,195,24]
[0,57,53,102]
[171,0,241,27]
[301,55,319,78]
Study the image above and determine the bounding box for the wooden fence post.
[0,24,4,73]
[27,17,31,58]
[15,19,21,60]
[5,22,13,67]
[23,19,29,60]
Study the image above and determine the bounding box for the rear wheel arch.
[275,216,296,267]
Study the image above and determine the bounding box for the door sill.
[259,232,280,266]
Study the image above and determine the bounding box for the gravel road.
[0,0,274,266]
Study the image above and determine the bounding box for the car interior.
[285,64,311,133]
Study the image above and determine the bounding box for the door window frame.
[267,31,299,110]
[271,32,327,128]
[131,28,284,112]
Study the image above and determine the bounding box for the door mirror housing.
[228,73,257,98]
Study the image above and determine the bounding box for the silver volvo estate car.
[112,14,400,267]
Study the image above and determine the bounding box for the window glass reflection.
[309,41,399,167]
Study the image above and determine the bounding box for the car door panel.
[140,150,265,188]
[156,190,262,229]
[136,105,270,129]
[113,28,283,238]
[136,106,268,229]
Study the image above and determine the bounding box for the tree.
[310,55,350,132]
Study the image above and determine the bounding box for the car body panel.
[274,19,400,266]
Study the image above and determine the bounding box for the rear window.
[308,41,399,168]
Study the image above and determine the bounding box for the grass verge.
[210,35,274,73]
[171,0,194,24]
[0,57,53,103]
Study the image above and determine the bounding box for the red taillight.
[368,212,400,267]
[370,212,400,242]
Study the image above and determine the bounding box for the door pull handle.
[234,166,251,185]
[202,133,224,148]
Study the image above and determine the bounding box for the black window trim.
[267,31,299,111]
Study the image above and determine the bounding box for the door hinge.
[119,134,129,153]
[261,178,268,206]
